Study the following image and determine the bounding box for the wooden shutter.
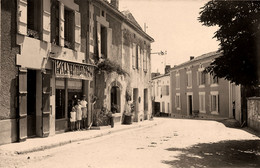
[18,68,27,141]
[42,0,51,42]
[42,70,51,137]
[17,0,27,35]
[209,95,212,112]
[59,2,65,47]
[97,22,101,58]
[74,11,81,51]
[132,44,136,68]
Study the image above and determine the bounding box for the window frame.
[199,92,206,113]
[175,93,181,110]
[210,91,219,114]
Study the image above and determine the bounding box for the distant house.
[170,52,241,120]
[152,66,171,117]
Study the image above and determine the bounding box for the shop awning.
[52,58,96,81]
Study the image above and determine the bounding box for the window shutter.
[97,22,101,58]
[74,11,81,51]
[209,95,212,112]
[138,46,140,69]
[217,94,220,113]
[197,71,199,85]
[17,0,27,35]
[59,2,65,47]
[132,44,136,69]
[42,0,51,42]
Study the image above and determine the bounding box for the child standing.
[76,99,82,131]
[70,108,76,131]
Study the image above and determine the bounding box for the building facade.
[152,67,170,117]
[89,0,154,122]
[170,52,241,120]
[0,0,153,145]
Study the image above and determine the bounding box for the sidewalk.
[0,119,159,155]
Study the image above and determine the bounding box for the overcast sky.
[119,0,219,73]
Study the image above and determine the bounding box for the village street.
[1,118,260,168]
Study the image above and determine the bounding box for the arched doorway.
[111,86,120,113]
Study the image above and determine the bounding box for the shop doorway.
[68,90,82,116]
[27,70,36,137]
[111,86,120,113]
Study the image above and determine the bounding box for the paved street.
[1,118,260,168]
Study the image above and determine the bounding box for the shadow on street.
[163,140,260,168]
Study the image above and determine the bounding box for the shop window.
[27,0,42,39]
[56,89,65,119]
[101,26,107,59]
[64,8,74,49]
[51,0,60,45]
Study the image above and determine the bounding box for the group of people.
[70,95,88,131]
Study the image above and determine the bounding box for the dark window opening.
[56,89,65,119]
[27,0,41,39]
[101,10,105,17]
[101,26,107,59]
[64,8,74,49]
[51,0,60,45]
[111,86,120,113]
[136,46,139,69]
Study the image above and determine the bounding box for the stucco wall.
[247,97,260,133]
[170,56,232,118]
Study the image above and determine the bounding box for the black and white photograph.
[0,0,260,167]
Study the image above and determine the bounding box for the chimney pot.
[190,56,195,60]
[111,0,119,9]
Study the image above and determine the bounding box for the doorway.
[111,86,120,113]
[27,70,36,137]
[188,95,193,116]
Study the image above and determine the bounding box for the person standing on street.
[75,99,82,131]
[80,95,88,129]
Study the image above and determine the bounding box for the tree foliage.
[199,0,260,86]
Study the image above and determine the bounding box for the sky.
[118,0,219,73]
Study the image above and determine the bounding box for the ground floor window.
[210,92,219,114]
[199,92,206,113]
[175,93,181,110]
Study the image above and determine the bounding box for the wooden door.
[18,68,27,141]
[42,70,51,137]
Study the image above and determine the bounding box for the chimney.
[190,56,194,60]
[165,65,171,74]
[111,0,119,9]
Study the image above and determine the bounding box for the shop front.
[52,59,94,133]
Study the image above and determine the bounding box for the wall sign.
[52,59,94,80]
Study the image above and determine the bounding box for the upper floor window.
[186,68,192,88]
[176,71,180,89]
[136,45,139,69]
[161,85,169,96]
[210,73,219,85]
[101,26,107,59]
[27,0,42,39]
[143,50,148,72]
[132,44,136,69]
[64,8,74,49]
[51,0,60,45]
[198,64,206,87]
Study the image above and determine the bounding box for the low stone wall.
[247,97,260,133]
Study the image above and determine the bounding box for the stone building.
[170,52,241,120]
[0,0,153,145]
[152,66,171,117]
[87,0,154,122]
